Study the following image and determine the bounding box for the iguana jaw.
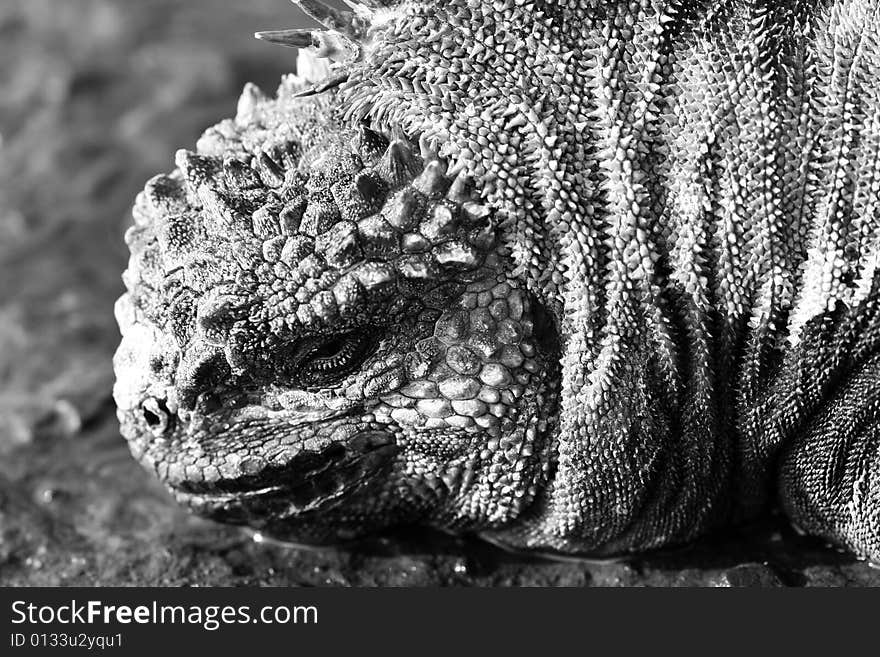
[117,370,404,529]
[167,430,401,528]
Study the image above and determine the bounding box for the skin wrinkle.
[114,0,880,561]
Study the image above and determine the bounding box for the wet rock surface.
[1,0,878,587]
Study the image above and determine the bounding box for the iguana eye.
[297,330,375,386]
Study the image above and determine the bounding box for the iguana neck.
[328,0,847,549]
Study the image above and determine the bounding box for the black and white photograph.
[2,0,880,616]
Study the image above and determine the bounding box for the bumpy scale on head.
[114,65,557,542]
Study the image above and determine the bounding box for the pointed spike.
[293,0,367,39]
[413,160,450,197]
[198,187,249,232]
[143,173,188,215]
[418,133,438,161]
[445,153,468,179]
[383,188,424,232]
[254,28,315,48]
[322,74,350,97]
[462,201,491,221]
[295,0,348,26]
[390,124,408,142]
[267,139,303,172]
[293,71,350,97]
[355,123,389,161]
[175,150,220,190]
[316,221,362,269]
[341,0,375,13]
[259,28,355,61]
[419,203,459,240]
[223,157,262,190]
[237,82,268,122]
[257,151,285,188]
[447,171,473,203]
[332,273,364,313]
[378,140,420,187]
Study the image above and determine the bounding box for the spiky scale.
[377,139,422,187]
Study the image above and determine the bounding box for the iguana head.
[114,0,561,543]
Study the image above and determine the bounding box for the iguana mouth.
[169,430,399,518]
[175,429,396,496]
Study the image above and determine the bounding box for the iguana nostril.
[140,397,175,437]
[143,408,160,426]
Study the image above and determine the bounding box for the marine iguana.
[113,0,880,561]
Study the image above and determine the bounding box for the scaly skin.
[114,0,880,561]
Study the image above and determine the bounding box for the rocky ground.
[1,0,878,587]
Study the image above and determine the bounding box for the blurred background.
[0,0,877,586]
